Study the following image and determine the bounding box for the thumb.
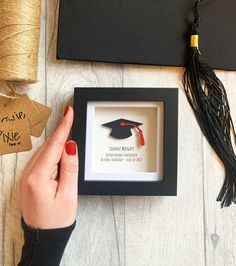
[58,141,79,197]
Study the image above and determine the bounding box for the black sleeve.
[18,219,76,266]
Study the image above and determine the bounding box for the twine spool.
[0,0,42,83]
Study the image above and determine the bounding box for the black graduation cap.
[102,119,145,146]
[58,0,236,70]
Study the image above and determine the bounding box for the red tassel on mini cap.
[120,122,145,146]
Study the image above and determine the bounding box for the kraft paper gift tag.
[0,93,52,156]
[30,101,52,137]
[0,119,32,155]
[0,94,43,129]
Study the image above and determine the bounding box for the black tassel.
[183,0,236,207]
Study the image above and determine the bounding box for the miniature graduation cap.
[183,0,236,207]
[102,119,145,146]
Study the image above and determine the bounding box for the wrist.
[21,218,76,242]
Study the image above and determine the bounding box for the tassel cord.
[183,0,236,206]
[184,57,236,165]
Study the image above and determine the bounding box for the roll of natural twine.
[0,0,42,83]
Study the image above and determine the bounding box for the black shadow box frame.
[73,87,178,196]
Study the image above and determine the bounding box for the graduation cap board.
[57,0,236,70]
[102,118,145,146]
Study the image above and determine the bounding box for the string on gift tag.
[0,88,20,100]
[0,84,19,99]
[0,93,17,99]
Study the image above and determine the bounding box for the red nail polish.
[66,141,77,156]
[64,106,70,116]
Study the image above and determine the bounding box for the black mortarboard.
[102,119,145,146]
[58,0,236,70]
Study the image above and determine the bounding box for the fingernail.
[65,141,77,156]
[64,106,70,116]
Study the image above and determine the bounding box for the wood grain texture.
[0,0,236,265]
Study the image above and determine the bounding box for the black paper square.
[58,0,236,70]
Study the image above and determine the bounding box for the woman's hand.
[20,106,78,229]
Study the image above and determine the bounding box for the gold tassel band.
[191,35,199,48]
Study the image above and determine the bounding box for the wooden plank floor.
[1,1,236,265]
